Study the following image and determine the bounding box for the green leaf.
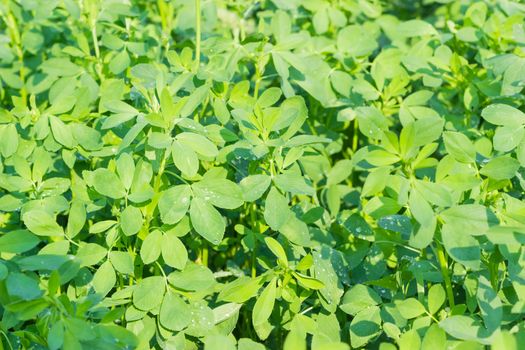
[109,251,134,275]
[89,220,118,234]
[104,100,139,115]
[413,180,452,207]
[477,275,502,332]
[218,276,262,303]
[204,335,237,350]
[0,124,19,157]
[279,215,311,246]
[264,187,291,231]
[264,237,288,267]
[340,285,382,316]
[337,25,378,57]
[66,201,86,238]
[295,254,314,271]
[413,116,444,146]
[212,97,230,124]
[120,206,143,236]
[49,116,77,148]
[252,278,276,327]
[292,272,324,290]
[493,126,525,152]
[140,230,162,264]
[92,169,127,199]
[158,185,192,224]
[427,284,446,314]
[327,159,352,186]
[23,210,64,236]
[349,306,381,348]
[76,243,107,267]
[92,261,116,296]
[133,276,166,311]
[313,8,329,34]
[192,178,244,209]
[116,153,135,190]
[160,293,192,331]
[160,87,177,121]
[109,50,130,74]
[440,204,498,235]
[396,298,426,319]
[6,273,42,300]
[441,223,481,270]
[343,213,374,240]
[240,175,271,202]
[176,132,218,158]
[361,167,390,197]
[408,188,435,227]
[480,156,520,180]
[396,19,438,37]
[171,140,199,177]
[72,124,103,151]
[161,232,188,270]
[283,330,307,350]
[167,262,215,292]
[180,84,209,118]
[481,104,525,127]
[356,106,387,139]
[0,230,40,253]
[443,131,476,163]
[257,87,282,108]
[271,10,291,42]
[48,322,64,350]
[422,324,446,349]
[238,338,266,350]
[273,96,308,131]
[439,315,491,344]
[398,329,421,350]
[190,197,225,245]
[274,173,314,196]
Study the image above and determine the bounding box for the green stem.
[91,25,100,59]
[194,0,201,71]
[164,169,190,185]
[142,151,168,235]
[251,246,257,278]
[155,261,170,291]
[90,22,104,81]
[201,241,208,267]
[250,203,258,278]
[195,92,209,122]
[153,152,167,192]
[253,60,261,100]
[0,330,14,350]
[435,241,455,308]
[352,119,359,152]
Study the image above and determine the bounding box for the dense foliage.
[1,0,525,349]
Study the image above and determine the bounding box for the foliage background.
[1,0,525,349]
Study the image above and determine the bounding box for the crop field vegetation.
[0,0,525,349]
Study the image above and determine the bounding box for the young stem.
[142,151,168,235]
[253,61,261,100]
[91,25,100,59]
[90,22,104,80]
[352,119,359,152]
[194,0,201,71]
[251,246,257,278]
[435,241,455,308]
[201,241,208,267]
[250,203,258,278]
